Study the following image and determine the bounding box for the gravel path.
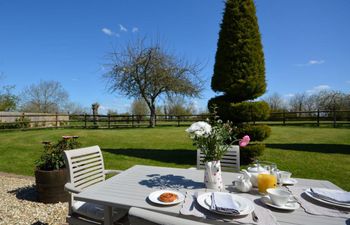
[0,173,67,225]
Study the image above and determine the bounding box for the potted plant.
[186,115,250,191]
[35,136,81,203]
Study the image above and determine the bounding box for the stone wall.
[0,112,69,127]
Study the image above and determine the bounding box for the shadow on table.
[103,148,196,165]
[7,184,38,202]
[266,143,350,154]
[139,174,205,189]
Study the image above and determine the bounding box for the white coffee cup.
[267,188,293,206]
[279,171,292,183]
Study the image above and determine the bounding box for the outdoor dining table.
[74,165,348,225]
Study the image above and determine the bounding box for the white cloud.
[284,93,295,98]
[306,84,331,94]
[308,60,325,65]
[296,59,325,67]
[102,28,113,36]
[119,24,128,32]
[132,27,139,33]
[101,27,120,37]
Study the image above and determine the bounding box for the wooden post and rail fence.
[0,109,349,130]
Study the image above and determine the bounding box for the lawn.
[0,126,349,190]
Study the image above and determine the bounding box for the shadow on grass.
[8,184,38,202]
[266,143,350,154]
[102,148,196,165]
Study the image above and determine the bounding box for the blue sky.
[0,0,349,113]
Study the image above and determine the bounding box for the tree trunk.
[149,103,156,128]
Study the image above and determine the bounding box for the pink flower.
[239,135,250,147]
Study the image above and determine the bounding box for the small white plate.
[148,190,185,205]
[304,188,350,209]
[260,196,300,210]
[280,178,298,185]
[197,192,254,216]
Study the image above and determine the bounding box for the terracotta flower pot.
[35,168,69,203]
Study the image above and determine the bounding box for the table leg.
[104,205,113,225]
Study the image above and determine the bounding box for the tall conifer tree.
[209,0,270,163]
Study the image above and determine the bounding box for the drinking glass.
[257,173,277,194]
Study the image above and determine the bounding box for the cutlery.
[252,210,259,222]
[190,192,199,210]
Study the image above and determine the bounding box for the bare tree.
[289,93,307,114]
[104,38,202,127]
[0,85,18,111]
[316,90,346,111]
[20,81,69,113]
[263,93,285,112]
[130,98,149,122]
[63,102,87,114]
[165,96,195,116]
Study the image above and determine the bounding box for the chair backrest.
[197,145,240,172]
[64,145,106,190]
[128,207,208,225]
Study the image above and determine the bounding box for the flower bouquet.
[186,119,250,190]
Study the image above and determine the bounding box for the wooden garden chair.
[196,145,240,172]
[63,145,127,225]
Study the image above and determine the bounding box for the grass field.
[0,126,349,190]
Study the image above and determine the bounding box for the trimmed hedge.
[208,96,270,123]
[240,143,265,165]
[236,124,271,142]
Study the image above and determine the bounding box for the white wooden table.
[75,165,348,225]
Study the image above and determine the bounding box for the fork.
[252,210,259,222]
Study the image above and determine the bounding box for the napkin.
[210,192,240,215]
[310,188,350,204]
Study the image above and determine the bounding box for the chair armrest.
[64,182,82,194]
[104,169,123,175]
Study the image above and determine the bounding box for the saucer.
[260,196,300,210]
[280,178,298,185]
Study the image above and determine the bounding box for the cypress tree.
[209,0,270,164]
[211,0,266,102]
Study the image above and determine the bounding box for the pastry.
[158,192,178,202]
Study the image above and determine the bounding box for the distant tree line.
[1,77,202,117]
[263,90,350,113]
[0,78,87,114]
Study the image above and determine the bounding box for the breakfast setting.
[145,160,350,224]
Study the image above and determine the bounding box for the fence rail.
[0,110,349,130]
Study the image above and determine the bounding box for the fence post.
[21,112,25,129]
[84,113,87,128]
[317,109,320,127]
[108,114,111,129]
[132,115,135,127]
[177,115,180,127]
[55,112,58,128]
[282,110,286,126]
[333,108,337,128]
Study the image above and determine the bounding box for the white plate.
[260,196,300,210]
[197,192,254,216]
[148,190,185,205]
[280,178,298,185]
[304,188,350,209]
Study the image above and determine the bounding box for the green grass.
[0,126,349,190]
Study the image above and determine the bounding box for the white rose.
[186,121,212,137]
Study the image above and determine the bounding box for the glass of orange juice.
[258,173,277,194]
